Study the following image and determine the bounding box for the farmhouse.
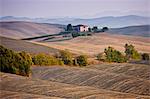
[73,24,88,32]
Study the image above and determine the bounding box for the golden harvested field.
[1,72,150,99]
[32,63,150,96]
[40,33,150,56]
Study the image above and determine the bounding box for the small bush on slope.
[76,55,88,66]
[59,50,73,65]
[0,45,32,76]
[32,53,64,66]
[124,43,141,60]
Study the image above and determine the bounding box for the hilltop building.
[73,24,88,32]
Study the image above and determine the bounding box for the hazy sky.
[0,0,150,18]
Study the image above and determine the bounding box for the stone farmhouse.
[73,24,89,32]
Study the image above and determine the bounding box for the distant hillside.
[108,25,150,37]
[0,21,64,39]
[0,36,59,55]
[1,15,150,28]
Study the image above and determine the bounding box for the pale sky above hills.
[0,0,150,18]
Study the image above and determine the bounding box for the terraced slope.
[1,73,149,99]
[44,33,150,56]
[0,21,64,39]
[0,36,59,55]
[32,64,150,96]
[87,63,150,80]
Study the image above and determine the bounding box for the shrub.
[87,33,92,36]
[101,27,109,32]
[59,50,73,65]
[18,51,33,76]
[0,45,32,76]
[92,26,98,32]
[124,44,141,60]
[72,32,80,38]
[104,46,127,63]
[76,55,88,66]
[142,53,149,60]
[32,53,63,66]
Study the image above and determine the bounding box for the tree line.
[0,44,149,76]
[97,43,149,63]
[0,45,88,76]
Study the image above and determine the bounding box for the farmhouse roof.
[74,24,88,27]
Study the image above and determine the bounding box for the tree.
[67,24,73,31]
[142,53,149,60]
[88,27,92,32]
[59,50,73,65]
[18,51,33,76]
[104,46,127,63]
[92,26,98,32]
[101,27,109,32]
[124,44,141,60]
[0,46,32,76]
[76,55,88,66]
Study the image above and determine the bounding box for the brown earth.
[32,63,150,96]
[1,72,149,99]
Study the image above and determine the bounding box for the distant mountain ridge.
[1,15,150,28]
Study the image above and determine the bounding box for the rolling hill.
[0,21,64,39]
[108,25,150,37]
[1,72,149,99]
[32,63,150,96]
[0,36,59,55]
[41,33,150,56]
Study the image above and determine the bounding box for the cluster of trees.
[32,53,64,66]
[0,45,88,76]
[90,26,109,32]
[97,47,127,63]
[0,46,32,76]
[104,47,127,63]
[97,44,149,63]
[59,50,88,66]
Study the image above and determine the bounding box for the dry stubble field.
[38,33,150,56]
